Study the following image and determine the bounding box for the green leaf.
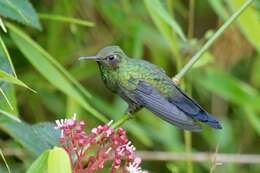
[227,0,260,52]
[48,147,71,173]
[7,23,107,123]
[0,0,41,29]
[26,150,49,173]
[32,123,60,148]
[0,109,59,155]
[0,70,34,92]
[38,13,95,27]
[143,0,186,42]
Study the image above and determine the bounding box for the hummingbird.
[79,46,222,131]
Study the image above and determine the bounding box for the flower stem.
[174,0,254,81]
[111,114,130,129]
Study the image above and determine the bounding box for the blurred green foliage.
[0,0,260,173]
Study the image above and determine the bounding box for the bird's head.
[79,45,126,69]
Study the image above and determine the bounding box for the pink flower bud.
[114,158,121,165]
[67,119,75,128]
[118,127,126,136]
[91,128,98,134]
[76,126,82,133]
[119,135,128,144]
[79,120,85,128]
[97,125,103,132]
[133,157,142,166]
[106,128,114,137]
[103,124,109,130]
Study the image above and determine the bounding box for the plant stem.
[174,0,254,81]
[184,130,192,173]
[111,114,130,129]
[185,1,195,173]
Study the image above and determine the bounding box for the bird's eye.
[107,55,115,61]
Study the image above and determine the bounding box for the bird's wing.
[170,85,202,115]
[124,80,202,131]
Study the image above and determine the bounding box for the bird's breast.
[99,65,119,93]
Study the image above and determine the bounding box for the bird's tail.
[193,111,222,129]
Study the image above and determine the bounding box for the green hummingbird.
[79,46,222,131]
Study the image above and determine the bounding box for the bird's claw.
[172,77,180,85]
[125,112,134,119]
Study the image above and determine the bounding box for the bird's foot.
[172,77,180,85]
[125,112,134,119]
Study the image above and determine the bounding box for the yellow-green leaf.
[48,147,71,173]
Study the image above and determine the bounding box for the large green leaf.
[26,150,49,173]
[0,109,59,155]
[7,23,107,122]
[0,0,41,29]
[48,147,71,173]
[227,0,260,52]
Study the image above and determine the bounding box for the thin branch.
[136,151,260,164]
[185,1,196,173]
[111,114,130,129]
[3,148,260,164]
[174,0,254,80]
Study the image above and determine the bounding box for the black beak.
[78,56,101,61]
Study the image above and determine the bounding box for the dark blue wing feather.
[170,85,222,129]
[130,81,202,131]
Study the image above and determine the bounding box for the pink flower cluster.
[55,114,148,173]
